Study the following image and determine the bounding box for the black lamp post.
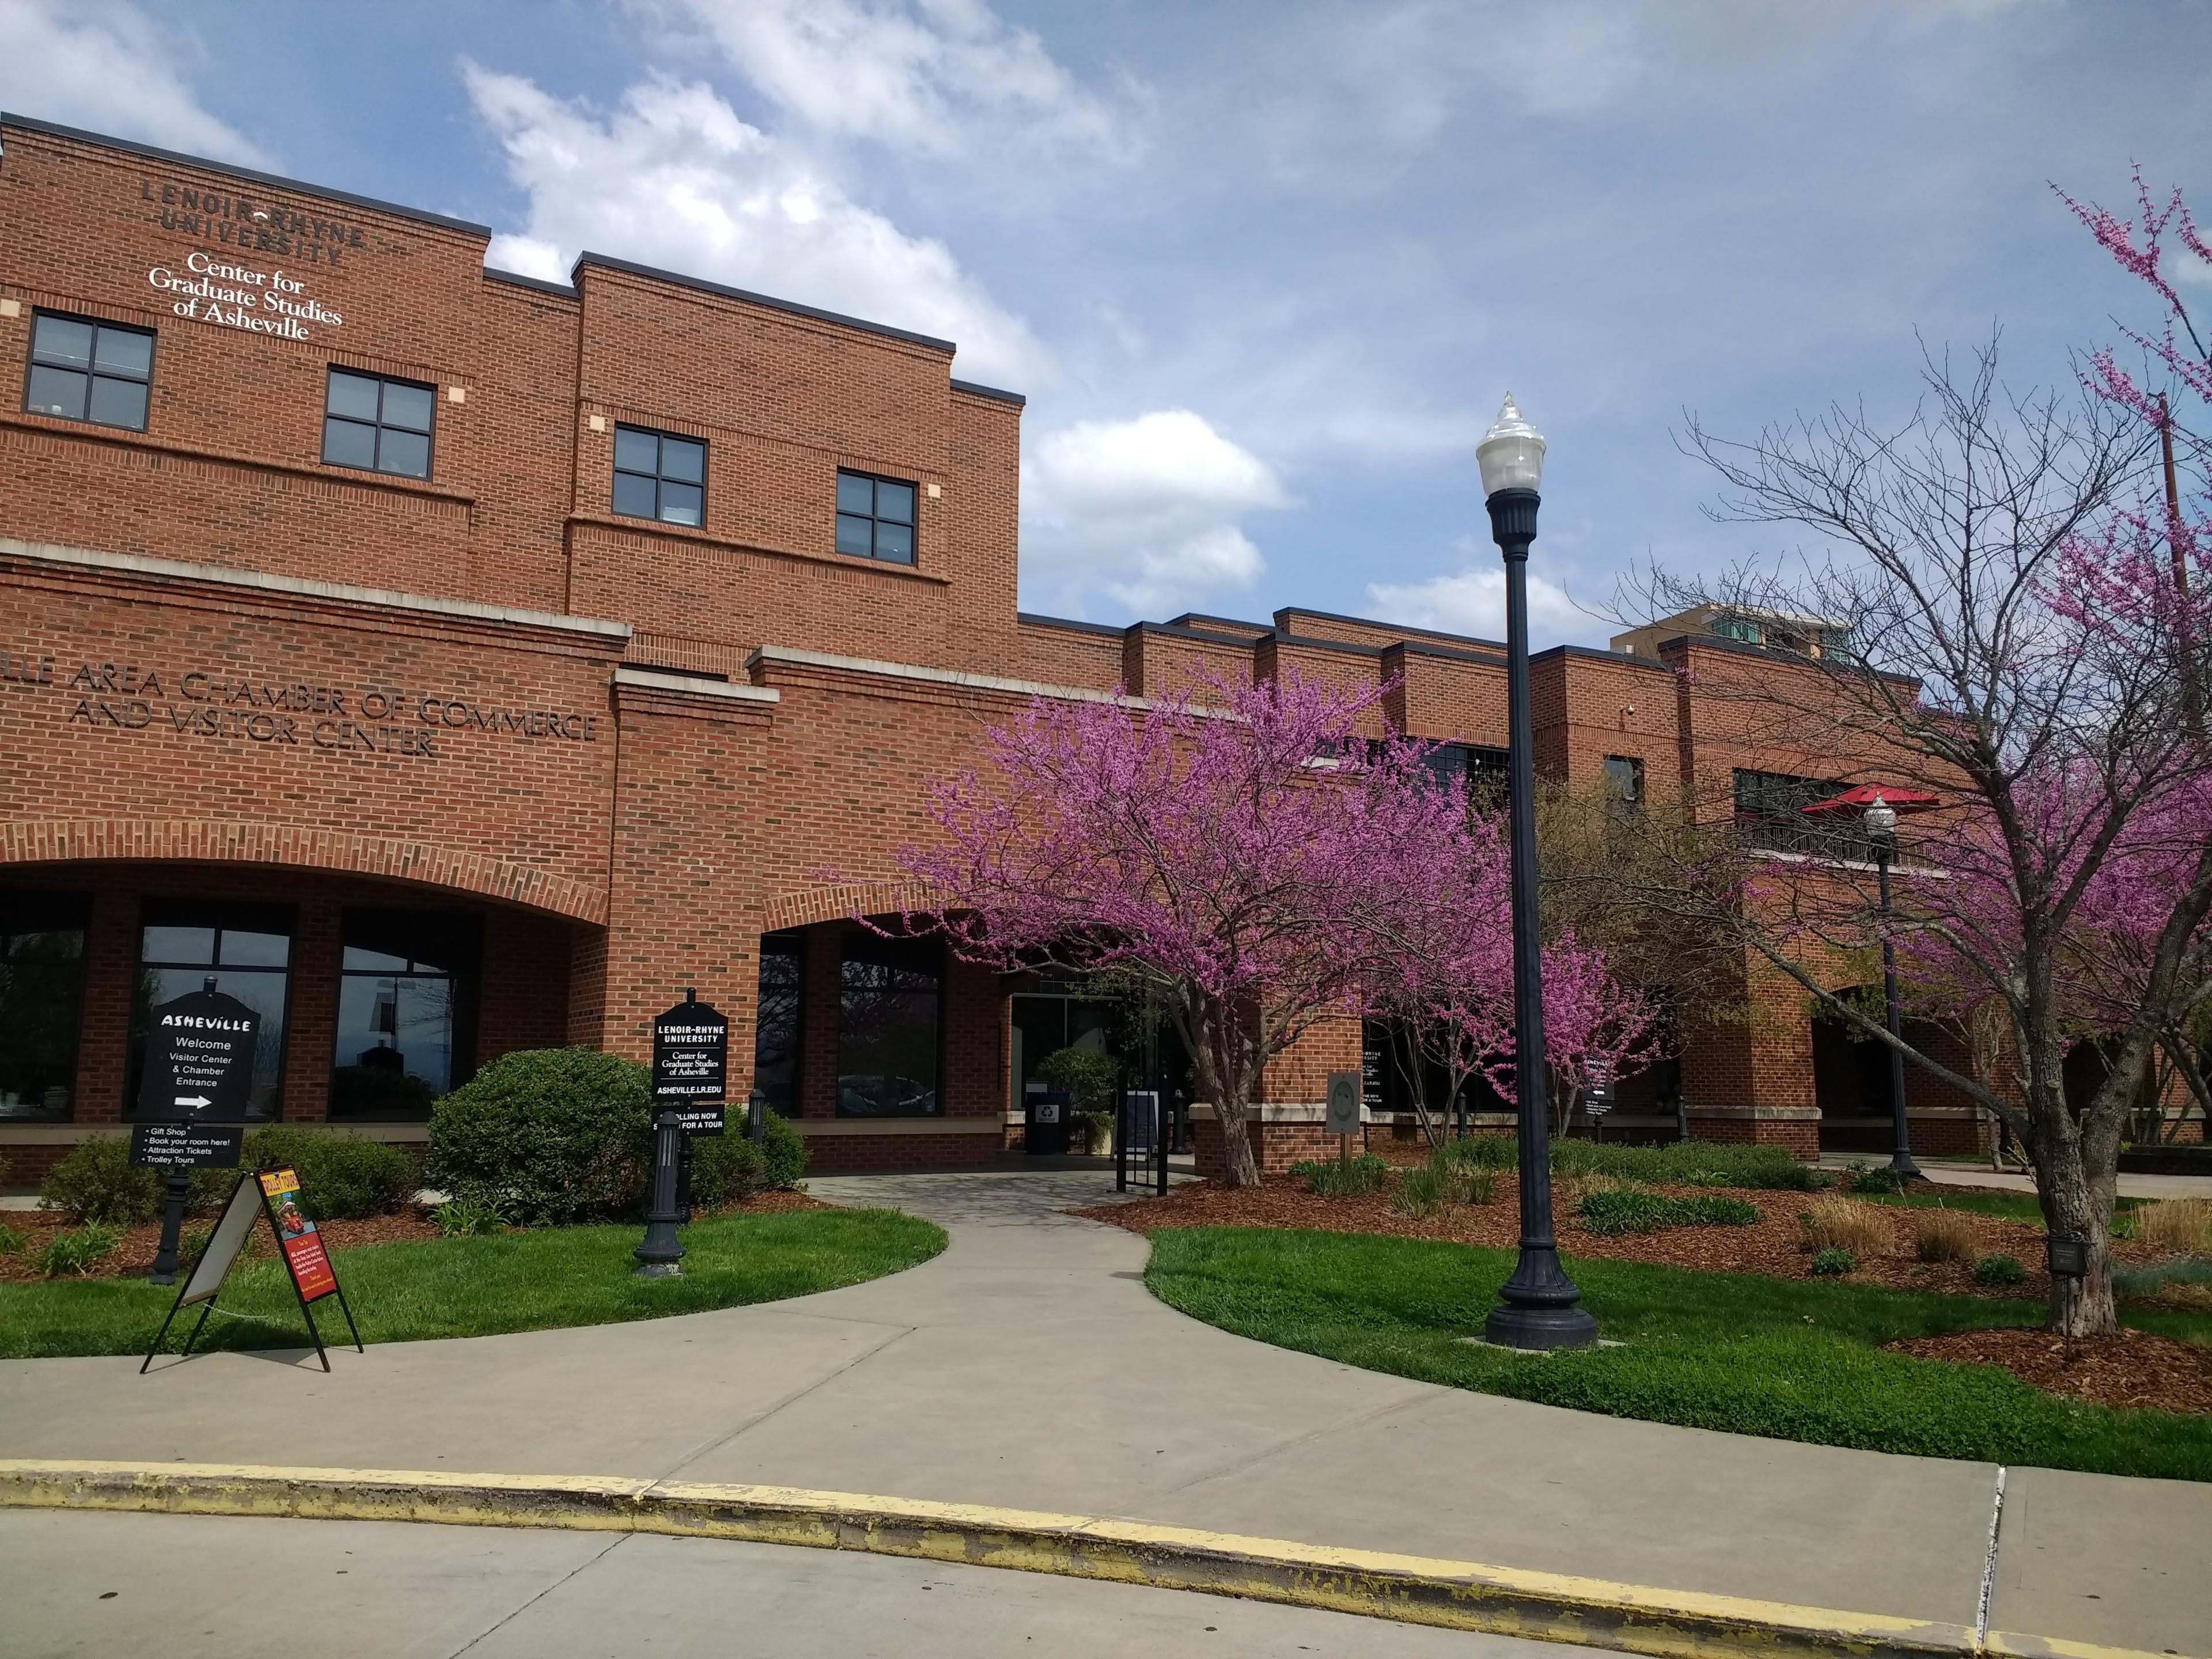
[1863,795,1921,1178]
[1478,394,1597,1351]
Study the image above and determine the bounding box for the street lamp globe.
[1863,794,1897,848]
[1476,393,1547,498]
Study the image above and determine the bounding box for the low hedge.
[1578,1189,1762,1235]
[1552,1138,1821,1192]
[39,1128,419,1225]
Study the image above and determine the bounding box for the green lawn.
[1,1207,945,1359]
[1858,1189,2149,1224]
[1146,1227,2212,1482]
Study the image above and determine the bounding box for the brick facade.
[0,116,2003,1183]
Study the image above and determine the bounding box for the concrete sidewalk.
[2,1168,2205,1654]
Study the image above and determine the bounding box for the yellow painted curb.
[0,1460,2179,1659]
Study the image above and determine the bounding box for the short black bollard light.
[748,1087,767,1145]
[147,1169,192,1286]
[634,1110,687,1278]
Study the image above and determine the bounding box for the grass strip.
[0,1207,945,1359]
[1145,1226,2212,1482]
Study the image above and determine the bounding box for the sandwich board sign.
[141,1165,362,1374]
[653,991,728,1134]
[129,979,256,1169]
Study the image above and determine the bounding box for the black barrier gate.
[1116,1090,1167,1196]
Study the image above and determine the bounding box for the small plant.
[1972,1252,2027,1287]
[1437,1135,1517,1172]
[37,1222,123,1278]
[1392,1162,1448,1218]
[179,1225,211,1265]
[1292,1153,1389,1197]
[1800,1196,1890,1259]
[0,1222,28,1257]
[759,1108,809,1190]
[1913,1206,1978,1264]
[1844,1161,1907,1195]
[1809,1248,1855,1276]
[1578,1190,1759,1235]
[39,1135,164,1225]
[2135,1198,2212,1256]
[433,1196,505,1237]
[685,1131,764,1210]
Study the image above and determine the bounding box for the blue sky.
[3,1,2206,646]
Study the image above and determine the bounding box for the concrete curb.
[0,1460,2173,1659]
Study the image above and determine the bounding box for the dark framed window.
[25,312,153,431]
[1422,743,1512,814]
[612,425,706,527]
[754,930,804,1115]
[323,368,433,479]
[834,469,917,565]
[0,891,90,1121]
[1733,768,1854,855]
[331,909,481,1120]
[837,931,940,1116]
[128,900,294,1120]
[1604,755,1645,808]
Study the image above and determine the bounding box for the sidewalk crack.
[1160,1389,1436,1497]
[444,1532,631,1658]
[649,1323,919,1483]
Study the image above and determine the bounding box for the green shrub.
[1437,1135,1517,1172]
[687,1131,764,1209]
[433,1196,505,1237]
[1291,1153,1389,1197]
[37,1222,123,1277]
[180,1225,211,1265]
[1844,1161,1907,1195]
[1393,1162,1448,1218]
[240,1126,416,1219]
[1548,1138,1819,1191]
[40,1136,164,1225]
[0,1223,27,1257]
[1035,1046,1120,1115]
[1578,1190,1761,1235]
[428,1048,653,1226]
[760,1109,808,1190]
[1809,1247,1855,1276]
[1972,1252,2027,1287]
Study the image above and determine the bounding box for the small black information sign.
[131,983,257,1169]
[653,992,729,1134]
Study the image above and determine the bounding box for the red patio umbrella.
[1801,783,1941,817]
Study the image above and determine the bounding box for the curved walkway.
[2,1169,2205,1652]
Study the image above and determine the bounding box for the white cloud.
[1365,536,1589,647]
[660,0,1132,158]
[0,0,271,166]
[1021,410,1291,617]
[465,65,1051,385]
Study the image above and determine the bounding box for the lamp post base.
[1484,1302,1599,1351]
[1888,1149,1922,1179]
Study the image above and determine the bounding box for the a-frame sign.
[141,1166,363,1373]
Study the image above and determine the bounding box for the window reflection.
[331,910,479,1120]
[837,932,939,1116]
[0,892,89,1120]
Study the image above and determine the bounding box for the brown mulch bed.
[1886,1327,2212,1415]
[0,1189,825,1282]
[1074,1175,2135,1301]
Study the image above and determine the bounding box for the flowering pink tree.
[896,673,1482,1187]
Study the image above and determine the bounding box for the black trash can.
[1024,1088,1071,1157]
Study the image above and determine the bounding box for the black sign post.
[653,990,728,1224]
[132,978,257,1285]
[1584,1062,1614,1145]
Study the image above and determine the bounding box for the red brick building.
[0,116,1972,1185]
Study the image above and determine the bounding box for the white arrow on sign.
[173,1095,213,1108]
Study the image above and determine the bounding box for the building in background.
[0,116,1983,1183]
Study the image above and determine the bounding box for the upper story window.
[835,469,916,565]
[613,425,706,527]
[1603,755,1645,808]
[25,312,153,432]
[1733,768,1852,855]
[323,368,433,479]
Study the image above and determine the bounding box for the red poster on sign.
[259,1169,338,1303]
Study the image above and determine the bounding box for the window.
[0,892,90,1121]
[837,931,939,1116]
[129,901,293,1119]
[1603,755,1645,808]
[612,425,706,527]
[754,930,804,1115]
[331,910,480,1120]
[1710,613,1762,645]
[25,312,153,431]
[1818,628,1857,664]
[323,368,433,479]
[835,469,917,565]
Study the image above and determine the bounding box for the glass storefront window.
[838,932,940,1116]
[331,910,479,1120]
[130,900,293,1119]
[754,930,803,1115]
[0,892,90,1120]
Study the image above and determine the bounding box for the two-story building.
[0,115,1983,1185]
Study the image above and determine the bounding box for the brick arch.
[0,820,608,925]
[760,880,930,933]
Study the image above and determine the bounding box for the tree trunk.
[1192,1005,1261,1189]
[2028,1099,2120,1337]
